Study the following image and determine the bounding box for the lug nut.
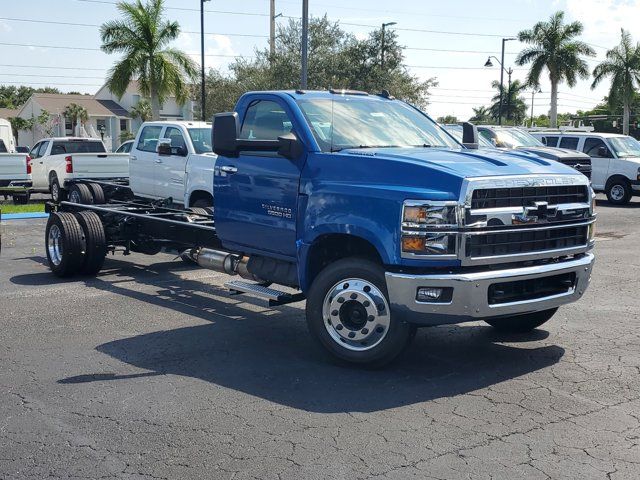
[337,297,345,303]
[376,326,384,333]
[331,310,338,316]
[336,324,343,331]
[348,332,355,338]
[367,315,375,322]
[350,293,357,300]
[361,328,369,335]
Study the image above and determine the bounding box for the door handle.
[220,165,238,174]
[130,155,137,161]
[155,159,163,163]
[39,161,43,164]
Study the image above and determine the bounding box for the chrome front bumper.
[385,253,594,326]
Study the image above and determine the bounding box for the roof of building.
[18,93,130,118]
[0,108,19,119]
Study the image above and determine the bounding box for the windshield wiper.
[331,144,401,152]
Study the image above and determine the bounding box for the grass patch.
[0,201,46,214]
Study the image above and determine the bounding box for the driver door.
[582,137,613,190]
[214,97,304,258]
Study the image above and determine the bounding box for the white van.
[531,131,640,205]
[0,118,16,153]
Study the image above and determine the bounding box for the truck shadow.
[36,257,565,414]
[595,198,640,209]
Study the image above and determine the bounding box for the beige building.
[15,81,194,151]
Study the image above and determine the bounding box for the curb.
[1,212,49,220]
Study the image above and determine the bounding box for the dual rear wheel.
[45,211,107,277]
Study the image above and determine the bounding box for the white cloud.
[564,0,640,48]
[0,20,12,33]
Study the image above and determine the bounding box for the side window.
[37,141,50,158]
[583,138,611,158]
[0,140,6,153]
[29,143,41,158]
[559,136,579,150]
[137,126,163,153]
[164,127,187,150]
[544,136,559,147]
[240,100,292,141]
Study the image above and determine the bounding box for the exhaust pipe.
[181,247,261,281]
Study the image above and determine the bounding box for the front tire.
[606,179,632,205]
[306,258,412,367]
[484,308,558,333]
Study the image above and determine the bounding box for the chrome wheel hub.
[610,184,625,201]
[322,278,391,351]
[48,224,63,266]
[51,182,59,200]
[69,189,81,203]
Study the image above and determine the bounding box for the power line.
[0,73,105,79]
[0,64,107,71]
[0,81,102,86]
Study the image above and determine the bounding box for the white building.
[15,81,194,151]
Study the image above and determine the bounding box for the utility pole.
[505,67,512,124]
[300,0,309,89]
[270,0,276,57]
[530,87,541,127]
[381,22,397,70]
[484,37,515,126]
[200,0,211,122]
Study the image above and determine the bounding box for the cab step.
[224,280,305,306]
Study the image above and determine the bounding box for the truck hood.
[515,146,590,161]
[340,146,582,178]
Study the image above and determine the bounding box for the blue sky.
[1,0,639,119]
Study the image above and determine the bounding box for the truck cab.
[130,121,216,208]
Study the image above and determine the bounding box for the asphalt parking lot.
[1,196,639,480]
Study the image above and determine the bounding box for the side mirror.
[597,146,608,158]
[278,132,304,160]
[541,137,547,145]
[213,112,239,157]
[461,122,479,149]
[157,138,172,156]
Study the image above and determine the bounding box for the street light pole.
[484,38,516,126]
[200,0,211,122]
[300,0,309,89]
[381,22,397,70]
[530,87,542,127]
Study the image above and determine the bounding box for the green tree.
[489,79,528,125]
[469,106,492,123]
[195,16,436,118]
[129,98,152,122]
[591,29,640,135]
[516,11,595,128]
[100,0,198,120]
[8,116,34,143]
[0,85,61,108]
[437,115,458,124]
[63,103,89,135]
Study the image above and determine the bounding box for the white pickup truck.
[0,153,32,204]
[130,121,216,208]
[28,138,129,201]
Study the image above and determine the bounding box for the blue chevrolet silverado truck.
[44,90,596,366]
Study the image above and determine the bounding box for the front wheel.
[484,308,558,333]
[305,258,413,367]
[50,176,66,203]
[606,179,632,205]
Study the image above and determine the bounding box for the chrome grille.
[466,225,589,258]
[471,185,589,209]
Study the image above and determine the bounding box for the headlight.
[402,203,458,227]
[402,233,456,255]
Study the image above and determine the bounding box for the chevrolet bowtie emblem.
[513,201,558,224]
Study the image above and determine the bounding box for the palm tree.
[469,106,491,123]
[100,0,198,120]
[516,11,595,128]
[489,80,528,125]
[130,98,152,122]
[63,103,88,135]
[591,29,640,135]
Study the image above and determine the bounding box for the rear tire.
[74,211,107,275]
[305,257,412,367]
[484,308,558,333]
[606,179,632,205]
[50,176,66,203]
[45,212,85,278]
[87,183,106,204]
[192,198,214,215]
[68,184,94,205]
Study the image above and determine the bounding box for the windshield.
[493,128,544,148]
[443,125,494,148]
[296,96,459,152]
[188,128,213,154]
[608,136,640,158]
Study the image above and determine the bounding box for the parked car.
[45,90,595,366]
[530,131,640,204]
[115,140,133,153]
[0,152,32,204]
[442,124,495,148]
[130,121,215,208]
[28,137,129,201]
[478,126,592,179]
